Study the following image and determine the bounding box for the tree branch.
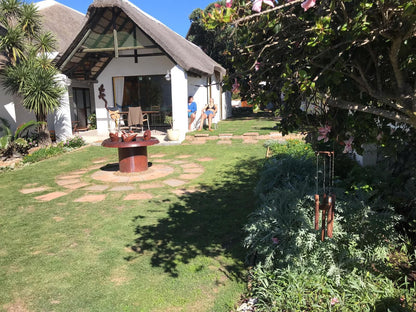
[327,98,415,127]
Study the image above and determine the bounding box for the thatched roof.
[56,0,226,81]
[36,0,86,54]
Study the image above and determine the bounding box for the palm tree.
[0,0,63,146]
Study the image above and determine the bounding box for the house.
[1,0,230,142]
[57,0,229,141]
[0,0,85,135]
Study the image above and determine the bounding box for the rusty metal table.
[101,137,159,173]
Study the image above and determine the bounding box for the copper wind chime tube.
[314,151,335,241]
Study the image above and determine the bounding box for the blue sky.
[50,0,215,37]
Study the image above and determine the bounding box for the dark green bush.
[245,140,414,311]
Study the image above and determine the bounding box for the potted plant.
[164,115,180,141]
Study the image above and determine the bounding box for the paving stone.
[64,182,90,190]
[69,170,88,175]
[58,174,83,179]
[243,132,259,136]
[163,179,187,187]
[74,194,106,202]
[183,168,204,174]
[56,179,81,186]
[181,163,201,169]
[219,133,233,137]
[179,173,201,180]
[124,193,153,200]
[194,133,209,137]
[243,139,259,144]
[197,157,215,162]
[206,136,219,140]
[24,183,39,187]
[139,183,165,190]
[175,155,192,159]
[20,186,50,194]
[171,160,186,165]
[269,132,283,137]
[109,186,135,192]
[171,188,198,196]
[35,192,68,201]
[152,159,171,163]
[83,185,109,191]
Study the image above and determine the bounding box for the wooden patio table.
[101,137,159,173]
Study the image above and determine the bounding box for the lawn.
[0,126,273,311]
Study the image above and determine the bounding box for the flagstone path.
[17,131,304,203]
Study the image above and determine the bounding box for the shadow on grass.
[126,157,264,280]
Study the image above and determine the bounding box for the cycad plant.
[0,0,63,146]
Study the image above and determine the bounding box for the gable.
[57,0,225,81]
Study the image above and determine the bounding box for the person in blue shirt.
[188,96,197,130]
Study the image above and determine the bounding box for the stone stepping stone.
[171,160,186,165]
[179,173,201,180]
[243,132,259,136]
[175,155,192,159]
[191,140,206,145]
[171,188,198,196]
[64,182,90,190]
[219,133,233,137]
[243,139,259,144]
[194,133,209,137]
[163,179,187,187]
[181,163,201,169]
[109,186,135,192]
[74,194,106,203]
[206,136,219,140]
[56,179,81,186]
[183,168,204,174]
[124,193,153,200]
[83,185,109,191]
[197,157,214,162]
[20,186,50,194]
[139,183,165,190]
[152,159,171,163]
[35,192,68,201]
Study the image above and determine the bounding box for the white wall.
[0,89,17,133]
[170,65,188,141]
[93,55,175,134]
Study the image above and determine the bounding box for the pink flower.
[226,0,233,8]
[376,132,383,141]
[232,78,240,93]
[301,0,316,11]
[343,137,354,153]
[317,125,331,142]
[214,3,221,8]
[255,62,261,71]
[330,297,340,306]
[271,237,279,244]
[252,0,275,13]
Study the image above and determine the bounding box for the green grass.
[193,115,279,136]
[0,137,268,311]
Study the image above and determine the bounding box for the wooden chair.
[127,107,150,132]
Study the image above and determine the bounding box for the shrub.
[244,142,412,311]
[23,136,85,164]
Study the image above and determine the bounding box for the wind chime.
[314,151,336,241]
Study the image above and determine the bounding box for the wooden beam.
[81,45,158,53]
[60,29,92,70]
[113,29,119,58]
